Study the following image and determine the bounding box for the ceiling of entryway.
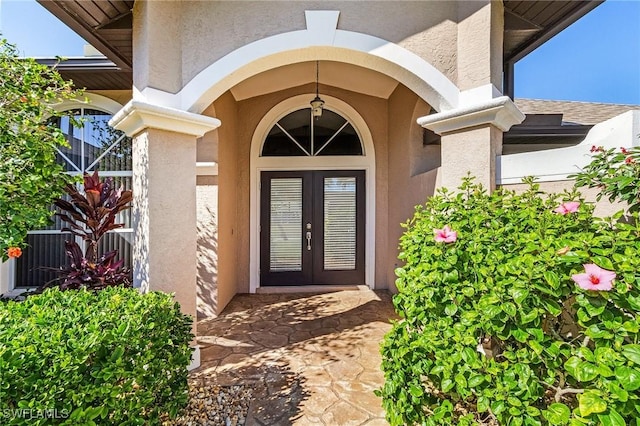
[230,62,399,101]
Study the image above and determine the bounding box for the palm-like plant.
[42,171,133,290]
[55,171,132,262]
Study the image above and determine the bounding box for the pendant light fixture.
[310,60,324,118]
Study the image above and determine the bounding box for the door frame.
[249,94,376,293]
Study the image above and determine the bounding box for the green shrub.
[572,145,640,212]
[379,177,640,425]
[0,287,193,425]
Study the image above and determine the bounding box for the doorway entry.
[250,95,376,292]
[260,170,365,286]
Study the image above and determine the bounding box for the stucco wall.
[180,1,459,87]
[196,177,218,319]
[456,0,503,90]
[386,85,441,290]
[132,0,183,93]
[131,128,198,330]
[214,81,435,298]
[208,92,239,313]
[130,1,509,94]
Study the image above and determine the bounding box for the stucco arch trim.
[53,93,124,115]
[139,10,461,114]
[249,94,376,293]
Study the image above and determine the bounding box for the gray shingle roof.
[515,99,640,125]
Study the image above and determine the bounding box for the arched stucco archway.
[138,11,461,115]
[249,94,376,293]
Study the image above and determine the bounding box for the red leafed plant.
[53,240,131,290]
[42,171,133,290]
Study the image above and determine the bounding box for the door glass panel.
[269,178,303,271]
[323,177,356,270]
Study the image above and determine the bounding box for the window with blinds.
[323,177,357,270]
[269,178,303,272]
[14,108,133,287]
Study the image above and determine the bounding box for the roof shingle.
[515,99,640,125]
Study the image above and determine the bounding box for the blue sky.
[515,0,640,105]
[0,0,638,105]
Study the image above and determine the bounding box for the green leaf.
[502,302,517,317]
[444,304,458,316]
[468,375,484,387]
[592,256,614,271]
[543,271,560,289]
[597,409,626,426]
[543,403,570,425]
[607,382,629,402]
[491,400,506,415]
[409,384,423,398]
[510,288,529,305]
[621,344,640,365]
[615,366,640,391]
[477,396,489,412]
[578,391,607,417]
[110,346,125,362]
[441,378,454,392]
[511,328,528,343]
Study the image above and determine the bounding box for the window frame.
[7,96,132,290]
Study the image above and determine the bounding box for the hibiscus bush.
[572,145,640,213]
[0,39,81,260]
[379,177,640,425]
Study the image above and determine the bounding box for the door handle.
[306,231,312,250]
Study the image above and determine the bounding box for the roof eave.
[36,0,132,70]
[505,0,604,64]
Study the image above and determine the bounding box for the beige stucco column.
[418,96,524,191]
[109,101,221,329]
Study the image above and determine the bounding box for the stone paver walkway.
[192,289,398,425]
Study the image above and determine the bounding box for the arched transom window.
[261,108,363,157]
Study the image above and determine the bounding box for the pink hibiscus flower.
[434,225,457,243]
[571,264,616,291]
[554,201,580,215]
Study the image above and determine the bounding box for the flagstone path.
[191,289,398,425]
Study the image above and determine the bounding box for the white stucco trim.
[196,162,219,176]
[109,100,221,137]
[137,10,461,114]
[417,95,525,135]
[497,110,640,184]
[249,94,376,293]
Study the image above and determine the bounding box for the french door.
[260,170,365,286]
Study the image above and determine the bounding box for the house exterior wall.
[386,85,441,291]
[206,92,239,312]
[209,83,395,294]
[136,1,462,93]
[117,0,517,318]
